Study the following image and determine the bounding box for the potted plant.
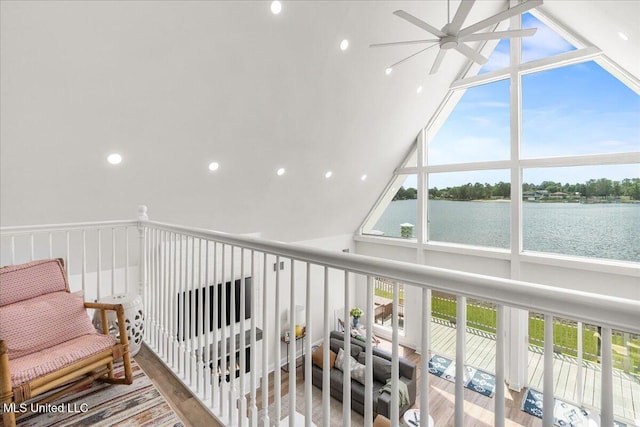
[350,307,363,328]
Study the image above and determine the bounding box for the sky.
[423,14,640,189]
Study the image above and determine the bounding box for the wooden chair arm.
[84,303,130,348]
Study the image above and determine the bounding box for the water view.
[368,199,640,262]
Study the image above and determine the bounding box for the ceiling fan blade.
[369,39,440,48]
[455,43,489,65]
[449,0,476,34]
[393,10,446,38]
[387,44,439,69]
[430,49,448,74]
[460,28,537,42]
[458,0,543,38]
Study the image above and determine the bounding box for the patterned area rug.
[16,359,184,427]
[428,354,496,398]
[521,387,629,427]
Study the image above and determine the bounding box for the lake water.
[368,199,640,262]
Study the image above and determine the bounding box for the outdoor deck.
[430,320,640,424]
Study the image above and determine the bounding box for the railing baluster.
[48,231,53,259]
[220,244,228,417]
[239,248,247,427]
[420,288,431,427]
[65,231,70,278]
[495,304,505,427]
[197,239,203,395]
[364,276,373,427]
[97,229,102,300]
[322,266,330,427]
[179,234,185,376]
[288,259,296,427]
[577,321,583,405]
[190,237,197,387]
[261,252,270,427]
[10,235,15,264]
[170,232,177,370]
[249,250,258,427]
[391,280,399,427]
[125,228,129,293]
[274,255,282,425]
[161,230,167,359]
[543,314,554,427]
[601,327,613,426]
[204,240,211,401]
[229,246,237,426]
[304,263,312,427]
[455,295,466,427]
[30,233,34,261]
[111,228,115,296]
[212,241,219,410]
[343,271,352,427]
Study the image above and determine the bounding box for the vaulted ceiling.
[1,1,638,241]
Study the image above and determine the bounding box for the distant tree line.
[392,178,640,201]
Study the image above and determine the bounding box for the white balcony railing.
[2,206,639,427]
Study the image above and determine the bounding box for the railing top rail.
[0,220,138,235]
[145,220,640,334]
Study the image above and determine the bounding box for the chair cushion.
[0,291,97,359]
[0,259,68,307]
[10,333,116,386]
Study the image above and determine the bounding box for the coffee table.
[403,408,434,427]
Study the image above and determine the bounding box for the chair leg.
[1,341,16,427]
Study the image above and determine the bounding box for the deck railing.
[2,207,639,427]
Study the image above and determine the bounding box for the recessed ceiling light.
[208,162,219,171]
[385,68,393,75]
[618,32,629,41]
[325,171,333,179]
[107,153,122,165]
[340,39,349,51]
[361,174,367,181]
[270,1,282,15]
[416,86,423,94]
[277,167,286,176]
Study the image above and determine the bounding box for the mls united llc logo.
[2,402,89,414]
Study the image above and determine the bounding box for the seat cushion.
[10,333,116,386]
[0,259,68,306]
[0,291,97,359]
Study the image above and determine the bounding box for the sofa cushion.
[0,259,69,307]
[9,333,116,386]
[330,338,362,359]
[0,291,97,359]
[311,345,337,369]
[358,353,393,384]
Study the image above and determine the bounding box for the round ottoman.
[93,293,145,356]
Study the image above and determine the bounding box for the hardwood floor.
[137,339,541,426]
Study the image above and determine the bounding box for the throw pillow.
[311,345,337,369]
[334,348,367,385]
[0,290,96,359]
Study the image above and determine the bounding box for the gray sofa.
[310,331,416,419]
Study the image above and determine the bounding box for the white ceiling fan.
[371,0,543,74]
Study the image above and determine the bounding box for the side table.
[403,409,434,427]
[92,293,145,356]
[281,331,306,372]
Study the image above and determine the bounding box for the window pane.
[522,13,576,63]
[428,80,510,165]
[478,38,509,74]
[523,165,640,261]
[363,175,417,239]
[428,170,510,248]
[522,61,640,158]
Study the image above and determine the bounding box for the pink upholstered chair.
[0,259,133,427]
